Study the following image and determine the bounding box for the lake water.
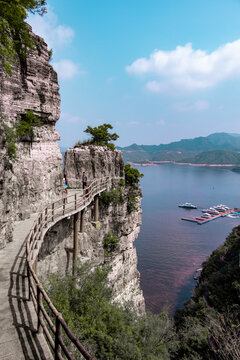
[134,164,240,315]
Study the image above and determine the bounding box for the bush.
[103,232,120,256]
[2,111,40,161]
[99,188,123,208]
[2,122,18,161]
[15,110,40,140]
[125,164,143,187]
[127,193,137,214]
[45,264,176,360]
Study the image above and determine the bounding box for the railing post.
[37,286,43,333]
[94,194,99,222]
[75,193,77,210]
[27,264,31,301]
[73,212,80,277]
[52,203,55,222]
[63,197,66,215]
[55,317,62,359]
[45,208,48,227]
[80,208,85,233]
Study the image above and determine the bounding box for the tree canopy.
[84,123,119,149]
[0,0,46,75]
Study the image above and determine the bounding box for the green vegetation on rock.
[0,0,47,75]
[75,123,119,149]
[45,264,177,360]
[103,232,119,256]
[99,187,123,208]
[2,110,40,161]
[124,164,143,187]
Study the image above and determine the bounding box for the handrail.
[26,176,123,360]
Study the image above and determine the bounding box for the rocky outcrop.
[64,146,124,188]
[0,26,62,249]
[38,147,145,312]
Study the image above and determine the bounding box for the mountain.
[118,133,240,164]
[180,150,240,165]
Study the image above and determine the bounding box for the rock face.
[0,26,63,249]
[64,146,124,188]
[38,147,145,312]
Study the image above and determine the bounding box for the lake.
[134,164,240,315]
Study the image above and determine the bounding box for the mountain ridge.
[118,133,240,164]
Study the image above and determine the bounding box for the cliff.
[0,26,63,249]
[38,146,145,312]
[64,145,124,187]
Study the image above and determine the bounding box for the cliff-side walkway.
[0,178,111,359]
[0,215,53,360]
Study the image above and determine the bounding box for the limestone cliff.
[64,145,124,188]
[0,26,63,249]
[38,146,145,312]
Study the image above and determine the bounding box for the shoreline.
[129,161,238,168]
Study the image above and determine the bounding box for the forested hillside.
[119,133,240,164]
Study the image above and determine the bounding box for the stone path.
[0,186,104,360]
[0,215,53,360]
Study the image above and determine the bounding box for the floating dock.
[182,209,235,225]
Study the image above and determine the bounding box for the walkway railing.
[25,176,121,360]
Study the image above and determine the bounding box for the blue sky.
[28,0,240,147]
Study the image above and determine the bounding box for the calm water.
[134,164,240,315]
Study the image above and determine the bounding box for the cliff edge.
[0,26,63,249]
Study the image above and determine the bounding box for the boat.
[193,268,202,281]
[178,202,197,209]
[201,213,212,218]
[202,208,219,215]
[227,212,240,219]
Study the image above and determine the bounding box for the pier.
[182,209,235,225]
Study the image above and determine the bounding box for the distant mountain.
[180,150,240,165]
[118,133,240,164]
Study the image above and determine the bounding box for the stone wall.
[0,26,63,249]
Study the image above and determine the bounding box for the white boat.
[201,213,212,218]
[179,202,197,209]
[202,208,219,214]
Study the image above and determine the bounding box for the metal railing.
[25,176,122,359]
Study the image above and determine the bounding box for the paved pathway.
[0,185,105,359]
[0,215,53,360]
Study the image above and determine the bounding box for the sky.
[28,0,240,147]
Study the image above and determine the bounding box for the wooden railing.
[26,176,122,360]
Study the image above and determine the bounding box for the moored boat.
[179,202,197,209]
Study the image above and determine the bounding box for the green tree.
[84,123,119,149]
[0,0,47,75]
[124,164,143,187]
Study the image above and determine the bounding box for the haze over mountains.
[118,133,240,165]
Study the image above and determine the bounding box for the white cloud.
[127,121,140,126]
[155,119,165,126]
[172,100,210,112]
[28,6,74,49]
[61,113,85,124]
[126,40,240,93]
[52,60,86,80]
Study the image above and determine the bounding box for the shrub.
[125,164,143,187]
[15,110,40,140]
[127,193,137,214]
[103,232,120,256]
[2,122,18,161]
[45,264,176,360]
[2,110,40,161]
[99,188,123,208]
